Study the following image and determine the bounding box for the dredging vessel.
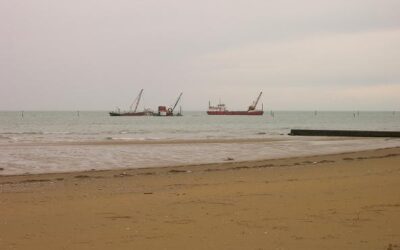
[109,89,154,116]
[154,93,183,116]
[207,92,264,116]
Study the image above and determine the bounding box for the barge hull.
[207,111,264,116]
[109,112,152,116]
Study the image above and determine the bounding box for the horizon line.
[0,110,399,112]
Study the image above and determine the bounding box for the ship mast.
[130,89,144,112]
[248,92,263,111]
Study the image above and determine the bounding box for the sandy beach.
[3,0,400,248]
[1,147,399,250]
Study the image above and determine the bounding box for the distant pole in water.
[314,111,317,116]
[353,112,356,118]
[77,111,80,117]
[21,111,24,118]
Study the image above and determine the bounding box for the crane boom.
[248,92,263,111]
[253,91,262,109]
[130,89,144,112]
[172,93,183,112]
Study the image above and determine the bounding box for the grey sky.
[1,0,399,111]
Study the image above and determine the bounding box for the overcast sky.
[1,0,399,111]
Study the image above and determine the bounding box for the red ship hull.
[207,111,264,116]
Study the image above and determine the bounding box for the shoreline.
[1,145,399,180]
[0,137,288,147]
[2,137,399,176]
[1,135,366,147]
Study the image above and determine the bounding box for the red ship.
[207,92,264,116]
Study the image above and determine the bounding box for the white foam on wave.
[106,137,162,141]
[43,131,71,135]
[1,131,43,135]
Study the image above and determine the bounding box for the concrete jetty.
[289,129,400,138]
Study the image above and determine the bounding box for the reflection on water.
[1,137,400,175]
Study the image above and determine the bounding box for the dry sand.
[1,147,399,250]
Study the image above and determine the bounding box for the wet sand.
[1,147,400,249]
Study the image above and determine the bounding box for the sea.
[0,111,399,175]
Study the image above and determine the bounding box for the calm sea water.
[1,111,399,142]
[0,111,399,175]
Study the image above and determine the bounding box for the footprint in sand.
[20,179,51,183]
[105,215,132,220]
[74,175,90,179]
[169,169,188,174]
